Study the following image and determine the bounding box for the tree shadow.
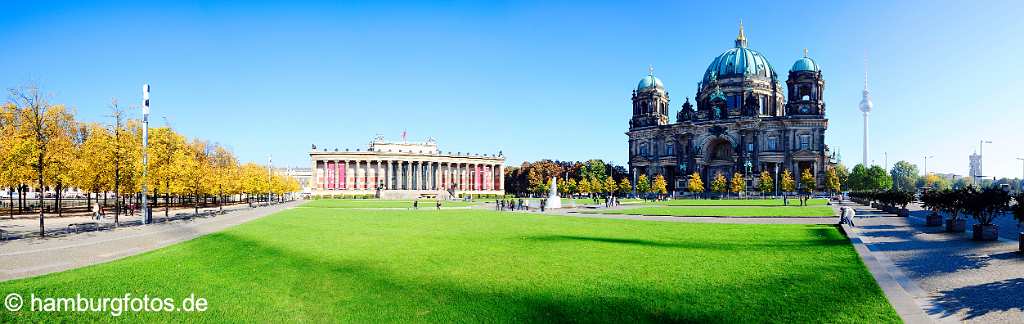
[930,278,1024,320]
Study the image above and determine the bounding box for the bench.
[66,222,99,234]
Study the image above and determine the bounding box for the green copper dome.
[702,46,776,85]
[790,56,820,72]
[637,74,664,91]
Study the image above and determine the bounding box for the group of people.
[603,196,620,208]
[497,198,527,211]
[412,199,443,210]
[782,195,814,206]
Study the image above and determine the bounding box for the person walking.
[413,199,419,210]
[436,200,441,210]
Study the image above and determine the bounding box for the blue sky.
[3,1,1023,178]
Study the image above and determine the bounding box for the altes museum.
[310,136,505,199]
[627,24,833,194]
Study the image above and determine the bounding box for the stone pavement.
[840,201,1024,323]
[0,201,301,282]
[0,203,259,240]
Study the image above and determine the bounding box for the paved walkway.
[0,201,301,282]
[840,201,1024,323]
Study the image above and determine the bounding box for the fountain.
[545,177,562,209]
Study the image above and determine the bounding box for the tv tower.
[859,55,873,166]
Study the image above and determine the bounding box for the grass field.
[622,198,829,207]
[598,205,836,217]
[302,199,476,208]
[0,205,893,322]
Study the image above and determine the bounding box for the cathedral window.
[666,144,674,155]
[767,137,777,151]
[799,135,810,150]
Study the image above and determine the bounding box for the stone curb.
[841,222,937,324]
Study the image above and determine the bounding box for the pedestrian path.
[0,201,301,282]
[839,201,1023,323]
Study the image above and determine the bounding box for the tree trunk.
[56,183,62,218]
[86,192,91,215]
[165,183,170,219]
[37,159,45,237]
[8,189,13,219]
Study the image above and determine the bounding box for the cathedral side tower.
[630,66,670,129]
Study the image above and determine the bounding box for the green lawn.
[0,206,893,322]
[302,199,476,208]
[622,198,829,207]
[598,205,836,217]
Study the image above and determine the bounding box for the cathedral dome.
[790,56,820,72]
[637,74,664,91]
[701,22,776,87]
[702,46,776,85]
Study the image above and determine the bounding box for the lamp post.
[978,140,991,184]
[923,155,934,176]
[1017,157,1024,193]
[774,163,779,198]
[267,155,273,205]
[141,84,151,224]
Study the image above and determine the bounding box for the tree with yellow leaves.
[11,86,78,236]
[209,143,240,211]
[687,172,704,198]
[730,172,745,198]
[71,122,112,212]
[652,174,668,197]
[780,169,796,194]
[147,126,188,218]
[758,170,773,197]
[604,176,617,197]
[710,172,728,196]
[181,139,213,215]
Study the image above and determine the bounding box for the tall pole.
[1017,157,1024,193]
[141,84,150,224]
[923,155,934,176]
[979,140,991,184]
[267,155,273,205]
[862,111,869,166]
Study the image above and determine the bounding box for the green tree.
[561,178,577,197]
[589,176,603,197]
[867,165,893,190]
[581,159,607,182]
[711,172,728,194]
[834,163,850,191]
[780,169,796,193]
[730,172,745,197]
[890,160,919,192]
[652,175,668,196]
[848,164,869,191]
[800,168,815,194]
[758,171,773,196]
[636,174,651,197]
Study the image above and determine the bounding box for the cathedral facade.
[627,25,832,195]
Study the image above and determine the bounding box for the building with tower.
[626,24,833,195]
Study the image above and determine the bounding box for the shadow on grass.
[930,278,1024,320]
[0,225,897,323]
[524,232,848,250]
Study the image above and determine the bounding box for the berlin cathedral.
[627,24,832,194]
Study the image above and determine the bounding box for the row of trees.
[2,86,299,235]
[504,159,630,197]
[920,187,1022,242]
[680,167,840,197]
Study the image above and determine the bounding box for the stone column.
[498,164,504,192]
[434,162,440,190]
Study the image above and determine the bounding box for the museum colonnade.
[317,160,504,192]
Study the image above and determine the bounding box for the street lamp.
[141,84,151,224]
[774,163,779,198]
[923,155,934,176]
[1016,157,1024,192]
[979,140,992,184]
